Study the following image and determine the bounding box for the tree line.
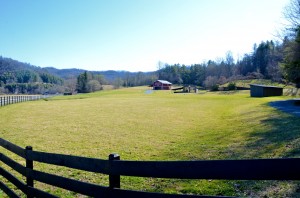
[110,0,300,91]
[76,71,158,93]
[157,40,285,90]
[157,0,300,90]
[281,0,300,88]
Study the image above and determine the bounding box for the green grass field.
[1,87,300,197]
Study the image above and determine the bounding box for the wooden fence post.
[108,153,120,189]
[26,146,34,198]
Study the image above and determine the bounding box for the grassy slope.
[0,87,300,197]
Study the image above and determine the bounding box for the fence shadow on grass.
[157,104,300,197]
[222,106,300,197]
[243,109,300,159]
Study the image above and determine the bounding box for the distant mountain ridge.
[43,67,140,81]
[0,56,156,83]
[43,67,86,79]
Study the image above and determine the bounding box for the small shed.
[250,84,283,97]
[152,80,172,90]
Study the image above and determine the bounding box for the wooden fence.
[1,138,300,197]
[0,95,52,107]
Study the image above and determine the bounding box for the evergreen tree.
[281,0,300,87]
[77,71,89,93]
[281,31,300,87]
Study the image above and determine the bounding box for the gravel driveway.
[269,99,300,117]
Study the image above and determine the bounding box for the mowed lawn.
[1,87,300,197]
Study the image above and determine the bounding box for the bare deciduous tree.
[283,0,300,37]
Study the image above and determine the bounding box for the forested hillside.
[0,57,64,94]
[0,56,158,94]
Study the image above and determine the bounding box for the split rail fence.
[0,95,51,107]
[1,138,300,198]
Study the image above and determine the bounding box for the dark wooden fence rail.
[1,138,300,198]
[0,95,52,107]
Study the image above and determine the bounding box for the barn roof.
[156,80,172,84]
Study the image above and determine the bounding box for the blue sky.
[0,0,290,72]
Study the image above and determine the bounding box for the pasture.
[0,87,300,197]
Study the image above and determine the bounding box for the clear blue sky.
[0,0,290,72]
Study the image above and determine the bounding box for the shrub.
[227,82,236,90]
[211,84,219,91]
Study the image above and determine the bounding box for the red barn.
[152,80,172,90]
